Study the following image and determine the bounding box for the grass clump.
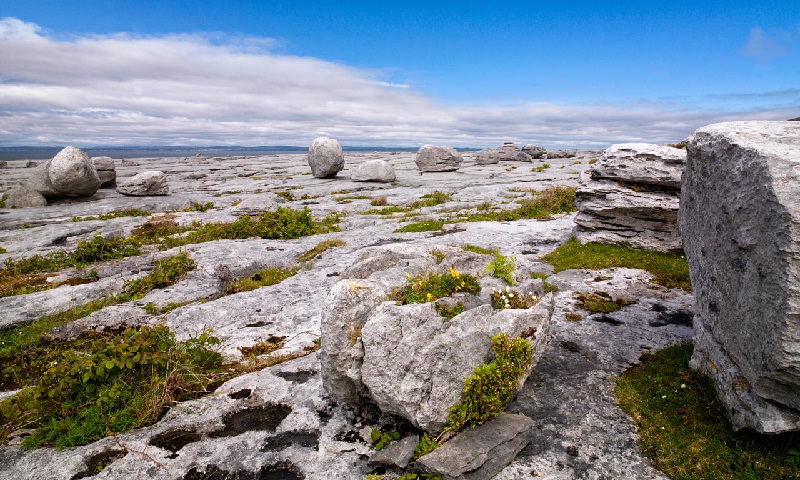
[447,333,532,432]
[394,220,444,233]
[298,239,346,262]
[576,291,635,313]
[71,209,151,222]
[532,163,551,173]
[434,301,465,320]
[530,272,559,294]
[409,191,450,209]
[429,249,446,264]
[363,205,408,215]
[542,238,691,291]
[275,191,295,201]
[0,326,225,449]
[457,186,576,223]
[182,201,214,212]
[616,344,800,479]
[119,253,195,301]
[394,267,480,305]
[484,250,516,285]
[224,266,300,294]
[371,195,388,206]
[371,429,401,451]
[461,244,494,255]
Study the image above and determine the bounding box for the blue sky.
[0,1,797,147]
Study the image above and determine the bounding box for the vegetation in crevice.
[393,267,480,305]
[542,237,691,291]
[446,333,532,432]
[489,287,539,310]
[224,266,300,294]
[298,239,346,262]
[71,209,151,222]
[576,291,635,314]
[483,250,516,285]
[394,220,444,233]
[453,186,576,223]
[529,272,559,294]
[616,344,800,479]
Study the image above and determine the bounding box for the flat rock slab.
[368,435,418,469]
[417,413,535,480]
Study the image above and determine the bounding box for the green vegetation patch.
[456,186,576,223]
[576,291,635,313]
[394,220,444,233]
[371,429,401,451]
[616,344,800,479]
[461,244,494,255]
[0,326,225,449]
[394,267,480,305]
[225,266,300,294]
[71,209,151,222]
[542,238,691,291]
[182,201,214,212]
[529,272,559,294]
[298,239,346,262]
[447,333,532,431]
[489,287,539,310]
[484,250,516,285]
[531,163,551,173]
[434,301,465,320]
[120,253,195,300]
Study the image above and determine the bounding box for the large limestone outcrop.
[91,156,117,188]
[415,145,463,172]
[2,185,47,208]
[116,171,169,196]
[27,146,101,198]
[320,244,553,433]
[679,121,800,433]
[475,143,532,165]
[307,137,344,178]
[574,143,685,251]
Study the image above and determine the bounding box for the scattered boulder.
[2,185,47,208]
[679,121,800,433]
[496,142,532,162]
[307,137,344,178]
[475,148,501,165]
[546,149,578,159]
[573,143,685,251]
[350,159,396,182]
[27,146,100,198]
[91,156,117,188]
[0,161,7,169]
[116,171,169,196]
[416,413,535,480]
[522,144,546,159]
[415,145,463,172]
[24,160,37,168]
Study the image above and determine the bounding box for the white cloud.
[0,17,794,148]
[741,26,792,60]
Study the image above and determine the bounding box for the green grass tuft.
[298,239,346,262]
[461,244,494,255]
[394,220,444,233]
[484,250,516,285]
[576,291,635,313]
[225,266,300,294]
[542,238,691,291]
[71,209,151,222]
[394,267,480,305]
[616,344,800,479]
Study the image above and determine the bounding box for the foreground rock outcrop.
[91,156,117,188]
[2,185,47,208]
[415,145,463,172]
[574,143,685,251]
[307,136,345,178]
[680,121,800,433]
[351,159,396,182]
[320,245,553,433]
[27,146,101,198]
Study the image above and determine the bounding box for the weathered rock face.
[573,143,685,251]
[522,144,546,159]
[496,142,532,162]
[350,159,395,182]
[116,171,169,196]
[475,148,501,165]
[417,413,535,480]
[320,244,553,433]
[0,161,7,169]
[231,195,281,216]
[307,137,344,178]
[91,156,117,188]
[546,149,577,159]
[2,185,47,208]
[27,146,101,198]
[415,145,463,172]
[679,121,800,433]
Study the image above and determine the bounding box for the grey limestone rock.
[546,149,578,159]
[590,143,685,188]
[573,143,684,252]
[91,156,117,188]
[368,434,419,469]
[475,148,502,165]
[116,170,169,196]
[27,146,100,198]
[416,413,534,480]
[679,120,800,433]
[231,195,281,216]
[3,185,47,208]
[415,145,463,172]
[522,144,546,159]
[496,142,532,162]
[307,136,344,178]
[350,159,396,182]
[360,299,552,433]
[0,161,7,169]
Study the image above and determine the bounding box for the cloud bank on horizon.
[0,16,796,149]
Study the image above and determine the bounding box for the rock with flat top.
[496,142,532,162]
[522,144,546,159]
[368,435,418,469]
[27,146,100,198]
[307,137,344,178]
[91,156,117,188]
[116,171,169,196]
[679,120,800,433]
[351,159,395,182]
[3,185,46,208]
[416,413,534,480]
[590,143,685,188]
[475,148,501,165]
[415,145,463,172]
